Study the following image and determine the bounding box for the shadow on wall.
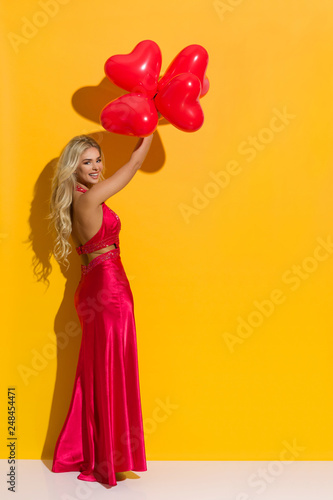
[25,75,167,461]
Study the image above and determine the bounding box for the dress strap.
[75,185,88,193]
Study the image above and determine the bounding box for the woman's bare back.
[71,190,116,265]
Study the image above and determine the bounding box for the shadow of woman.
[31,76,167,468]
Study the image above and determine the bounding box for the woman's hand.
[135,133,154,146]
[131,133,155,167]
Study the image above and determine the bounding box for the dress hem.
[52,463,147,486]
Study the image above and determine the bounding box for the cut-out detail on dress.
[81,247,120,275]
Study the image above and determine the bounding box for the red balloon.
[154,73,204,132]
[100,93,158,137]
[157,44,209,98]
[100,40,209,136]
[104,40,162,99]
[201,75,210,97]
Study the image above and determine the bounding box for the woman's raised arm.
[80,133,154,209]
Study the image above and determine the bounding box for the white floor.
[1,460,333,499]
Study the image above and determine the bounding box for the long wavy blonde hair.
[47,135,106,270]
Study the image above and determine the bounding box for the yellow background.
[1,0,333,460]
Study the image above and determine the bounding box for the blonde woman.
[48,133,154,486]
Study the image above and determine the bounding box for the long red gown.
[51,184,147,486]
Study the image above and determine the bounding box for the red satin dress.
[51,184,147,486]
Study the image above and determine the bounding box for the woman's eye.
[84,159,101,164]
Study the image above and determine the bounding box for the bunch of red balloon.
[99,40,209,137]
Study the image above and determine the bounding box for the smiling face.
[75,147,103,188]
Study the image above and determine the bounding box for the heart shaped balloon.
[100,93,158,137]
[100,40,209,136]
[157,45,209,98]
[104,40,161,99]
[155,73,204,132]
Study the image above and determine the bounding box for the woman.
[48,133,154,486]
